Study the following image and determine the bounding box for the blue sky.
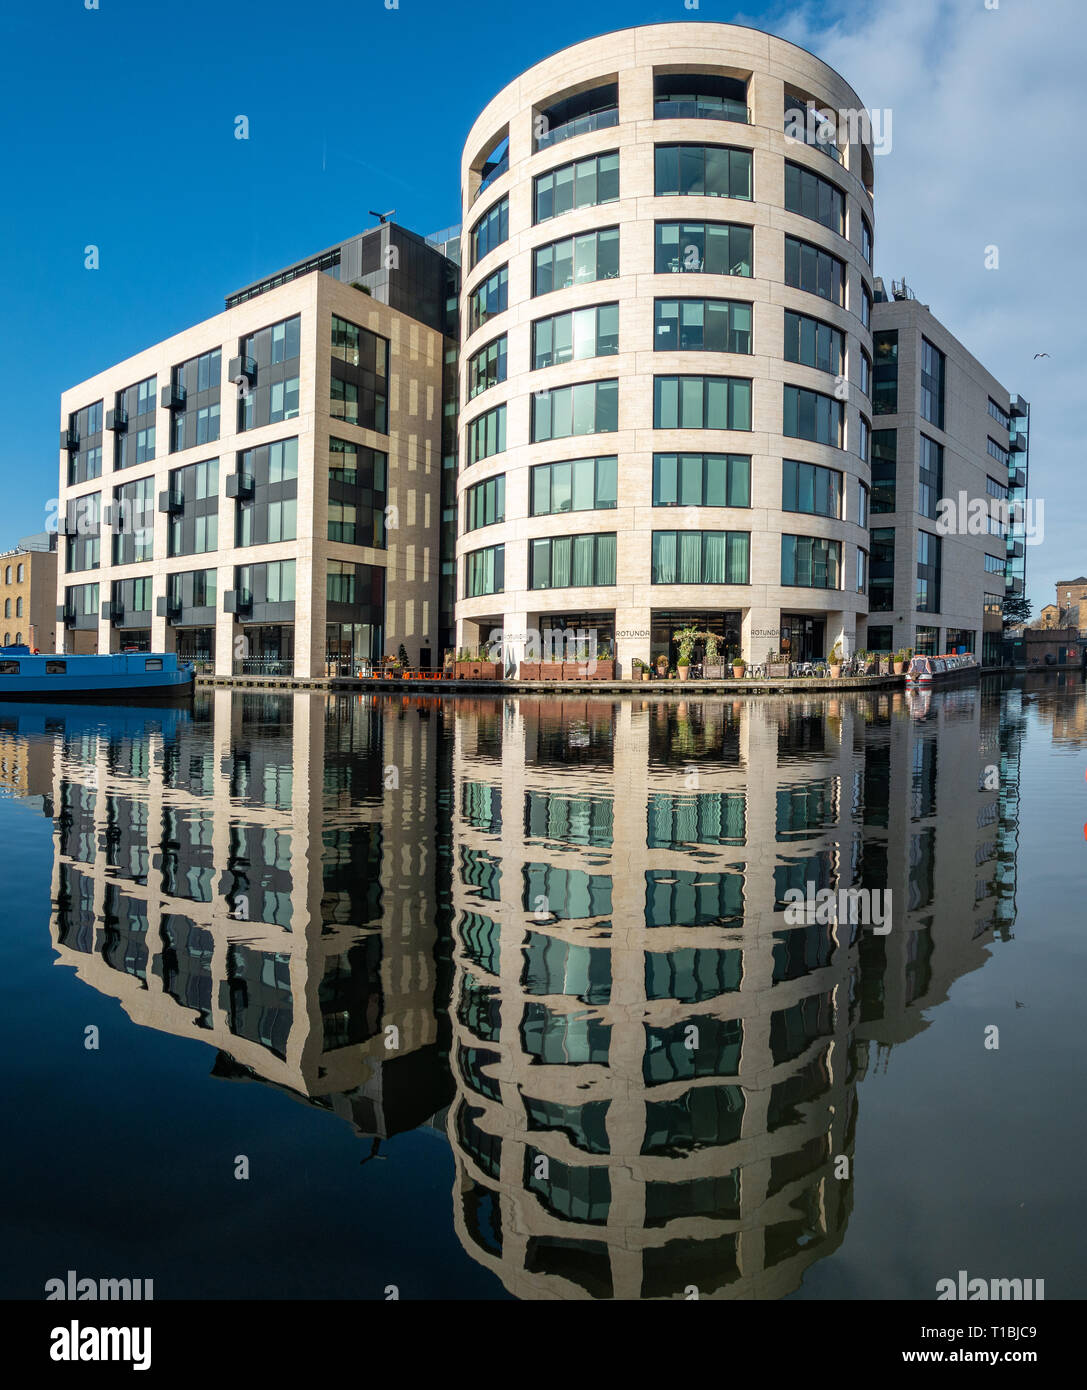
[1,0,1080,605]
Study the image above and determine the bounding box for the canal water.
[1,676,1083,1300]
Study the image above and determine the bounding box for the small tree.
[1002,595,1033,629]
[398,643,409,668]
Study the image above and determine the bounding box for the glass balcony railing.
[474,153,509,203]
[654,98,751,124]
[536,107,618,151]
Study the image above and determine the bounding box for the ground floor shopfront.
[457,603,862,674]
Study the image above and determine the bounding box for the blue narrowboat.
[0,646,194,701]
[905,652,979,687]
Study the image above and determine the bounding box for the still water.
[1,677,1084,1300]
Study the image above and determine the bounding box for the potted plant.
[632,657,650,682]
[732,654,747,679]
[702,633,726,680]
[676,624,699,681]
[829,642,843,679]
[894,647,909,675]
[655,653,669,678]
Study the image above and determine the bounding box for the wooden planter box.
[519,662,541,680]
[702,664,726,679]
[477,661,501,679]
[540,662,563,680]
[561,662,584,681]
[586,660,614,680]
[454,662,472,679]
[767,662,790,678]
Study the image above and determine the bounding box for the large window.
[532,380,618,441]
[784,236,844,306]
[784,161,844,234]
[856,547,869,595]
[529,533,617,589]
[651,530,750,584]
[921,338,945,428]
[468,265,508,334]
[465,475,506,531]
[467,335,508,399]
[464,544,505,598]
[66,400,103,486]
[466,405,507,464]
[170,348,221,452]
[654,221,752,277]
[652,453,750,507]
[64,493,100,573]
[780,534,841,589]
[872,429,896,512]
[235,559,296,604]
[112,475,154,565]
[113,376,156,470]
[168,457,219,557]
[987,437,1009,467]
[988,397,1010,430]
[534,153,619,224]
[235,438,298,547]
[784,92,842,163]
[238,316,300,432]
[654,145,752,200]
[653,376,751,430]
[870,527,895,611]
[783,385,843,446]
[533,304,619,368]
[330,315,388,432]
[873,329,898,414]
[918,434,943,520]
[781,459,842,517]
[916,530,942,613]
[783,310,842,375]
[533,228,619,299]
[167,568,216,613]
[653,299,752,353]
[531,457,617,515]
[470,197,509,267]
[328,438,386,548]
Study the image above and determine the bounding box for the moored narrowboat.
[0,646,194,701]
[905,652,979,686]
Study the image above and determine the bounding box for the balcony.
[158,489,184,514]
[156,596,182,621]
[101,599,124,623]
[105,406,128,432]
[225,472,255,499]
[228,355,257,386]
[654,97,750,123]
[1010,395,1029,418]
[161,381,187,411]
[535,83,619,153]
[223,589,252,616]
[536,107,618,150]
[1010,433,1026,453]
[61,426,79,451]
[56,604,72,626]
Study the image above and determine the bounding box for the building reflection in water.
[28,679,1025,1299]
[448,685,1022,1299]
[46,690,452,1142]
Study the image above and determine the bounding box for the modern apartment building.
[54,22,1032,677]
[868,283,1027,665]
[455,24,878,671]
[0,534,57,652]
[56,224,453,676]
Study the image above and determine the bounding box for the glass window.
[466,405,507,464]
[529,533,617,589]
[920,337,945,427]
[651,530,750,584]
[534,153,619,225]
[533,228,619,296]
[533,305,619,368]
[464,475,506,531]
[470,198,509,267]
[783,385,843,446]
[468,265,509,333]
[784,161,844,234]
[654,221,752,277]
[653,299,752,354]
[654,145,752,199]
[652,454,750,507]
[467,335,508,399]
[784,236,844,306]
[780,534,842,589]
[653,376,751,430]
[532,381,618,442]
[781,459,842,517]
[464,545,505,597]
[783,310,842,374]
[531,457,617,514]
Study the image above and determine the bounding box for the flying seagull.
[1034,352,1050,358]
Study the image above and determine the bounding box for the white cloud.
[745,0,1086,607]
